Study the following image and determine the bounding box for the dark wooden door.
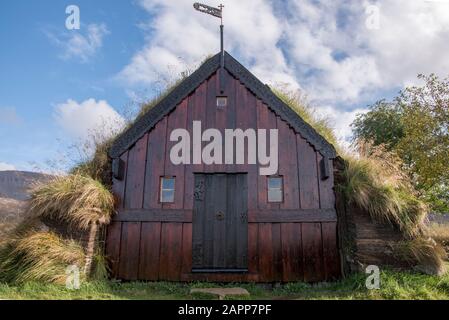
[192,173,248,272]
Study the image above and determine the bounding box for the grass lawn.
[0,270,449,300]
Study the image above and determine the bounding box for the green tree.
[351,74,449,213]
[351,100,404,150]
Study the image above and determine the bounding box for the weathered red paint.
[106,70,341,282]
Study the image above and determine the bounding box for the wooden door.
[192,173,248,272]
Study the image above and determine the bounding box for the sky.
[1,0,449,173]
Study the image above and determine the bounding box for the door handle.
[215,211,225,221]
[240,211,248,223]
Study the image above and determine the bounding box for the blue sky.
[0,1,149,171]
[1,0,449,172]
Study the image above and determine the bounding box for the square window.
[268,177,283,203]
[216,96,227,108]
[160,177,175,203]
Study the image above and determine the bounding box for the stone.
[414,264,447,277]
[190,287,250,300]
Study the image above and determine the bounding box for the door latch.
[216,211,225,221]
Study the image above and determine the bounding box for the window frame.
[159,176,176,203]
[216,96,228,108]
[267,176,284,203]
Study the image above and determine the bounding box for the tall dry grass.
[396,237,447,276]
[70,138,114,187]
[340,142,427,238]
[29,174,114,230]
[427,223,449,247]
[338,142,446,273]
[0,231,85,284]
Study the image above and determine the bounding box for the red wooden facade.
[106,57,341,282]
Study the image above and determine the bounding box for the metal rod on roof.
[193,2,225,93]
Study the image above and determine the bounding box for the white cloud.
[120,0,449,144]
[315,105,369,149]
[54,99,125,141]
[0,162,16,171]
[119,0,294,88]
[123,0,449,99]
[47,24,109,62]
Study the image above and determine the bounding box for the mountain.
[0,171,54,241]
[0,171,54,200]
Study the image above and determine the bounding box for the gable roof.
[109,51,337,159]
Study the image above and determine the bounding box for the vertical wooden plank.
[292,223,304,281]
[281,223,303,282]
[322,222,341,280]
[225,173,237,268]
[159,223,183,280]
[248,223,259,274]
[213,174,227,268]
[144,117,167,209]
[192,174,205,269]
[203,174,215,268]
[317,154,335,209]
[278,119,300,210]
[256,102,278,211]
[184,95,195,212]
[214,72,229,173]
[138,222,161,280]
[302,222,324,282]
[235,173,248,269]
[105,221,122,279]
[124,135,148,209]
[181,223,193,274]
[280,223,292,282]
[112,151,128,209]
[297,136,320,209]
[164,100,188,209]
[158,223,170,280]
[271,223,283,281]
[204,73,218,173]
[118,222,141,280]
[234,82,248,174]
[192,81,207,173]
[185,81,207,211]
[225,72,237,173]
[244,90,258,211]
[258,223,273,282]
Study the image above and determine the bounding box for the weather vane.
[193,2,226,93]
[193,2,223,23]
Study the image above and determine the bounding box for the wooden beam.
[248,208,337,223]
[112,208,337,223]
[112,209,193,222]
